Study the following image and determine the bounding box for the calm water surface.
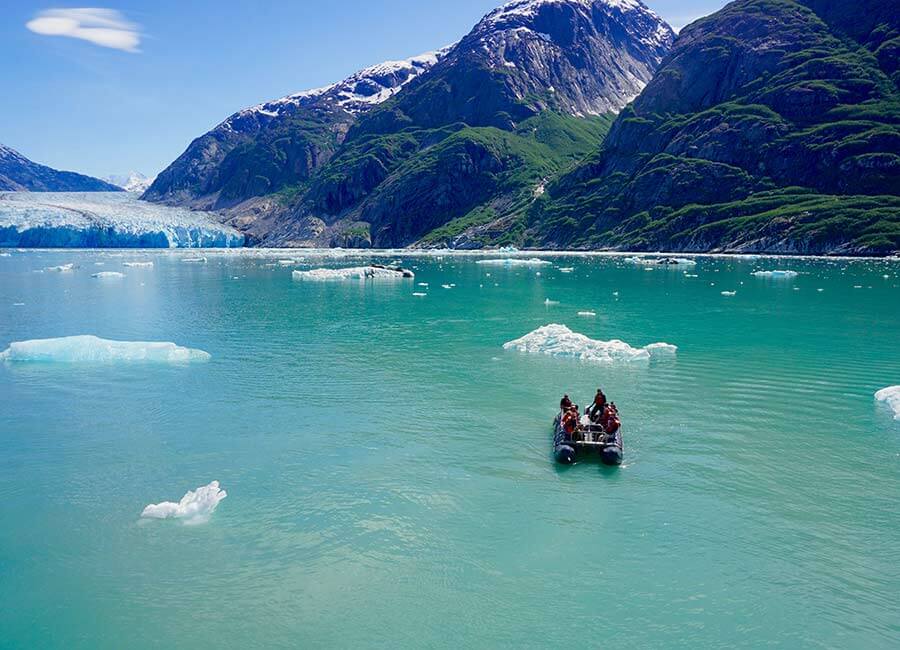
[1,250,899,649]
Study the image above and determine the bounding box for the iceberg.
[875,386,900,420]
[292,266,413,281]
[503,324,677,363]
[141,481,227,525]
[46,263,75,272]
[0,335,211,363]
[476,258,552,267]
[752,270,798,278]
[0,192,244,248]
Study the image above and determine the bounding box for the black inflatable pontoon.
[553,410,623,466]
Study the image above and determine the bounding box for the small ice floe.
[293,266,413,281]
[45,263,75,272]
[442,284,453,289]
[94,262,105,266]
[544,299,560,306]
[559,267,574,273]
[578,311,597,317]
[612,291,619,297]
[503,324,676,364]
[413,292,427,297]
[0,252,11,257]
[721,291,737,297]
[92,271,125,279]
[685,274,699,278]
[418,282,429,287]
[817,288,825,292]
[141,481,227,525]
[13,302,25,307]
[752,270,798,278]
[277,259,298,266]
[0,335,210,363]
[182,256,207,264]
[476,258,551,267]
[123,261,154,268]
[875,386,900,421]
[854,285,863,289]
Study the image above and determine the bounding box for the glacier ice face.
[476,258,552,267]
[292,266,413,281]
[141,481,227,525]
[0,335,211,363]
[875,386,900,420]
[0,192,244,248]
[503,324,676,363]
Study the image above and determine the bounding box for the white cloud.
[26,8,141,52]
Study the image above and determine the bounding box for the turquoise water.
[1,250,899,649]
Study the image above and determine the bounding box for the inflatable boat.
[553,411,623,466]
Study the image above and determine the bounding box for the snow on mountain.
[105,171,156,193]
[223,48,451,130]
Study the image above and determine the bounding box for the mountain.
[105,172,155,193]
[530,0,900,255]
[0,144,122,193]
[146,0,675,248]
[142,51,447,209]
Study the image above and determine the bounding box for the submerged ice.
[141,481,227,525]
[503,324,676,363]
[875,386,900,420]
[0,335,211,363]
[0,192,244,248]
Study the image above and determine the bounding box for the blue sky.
[2,0,726,179]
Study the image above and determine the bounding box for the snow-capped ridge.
[224,47,452,129]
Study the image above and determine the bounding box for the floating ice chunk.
[875,386,900,420]
[182,256,207,264]
[476,258,552,267]
[0,335,210,363]
[418,282,429,287]
[752,270,798,278]
[413,292,427,297]
[0,252,10,257]
[92,271,125,279]
[503,324,676,364]
[442,284,453,289]
[721,291,737,297]
[293,266,413,281]
[545,299,559,306]
[46,263,74,272]
[559,267,574,273]
[123,261,154,268]
[578,311,597,317]
[141,481,227,525]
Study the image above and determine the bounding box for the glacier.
[0,335,211,363]
[504,324,677,363]
[875,386,900,421]
[141,481,227,525]
[0,192,244,248]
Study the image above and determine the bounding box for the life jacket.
[563,413,577,434]
[606,418,620,435]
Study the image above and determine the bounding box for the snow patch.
[503,324,676,363]
[0,335,210,363]
[141,481,227,525]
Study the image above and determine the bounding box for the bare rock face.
[0,144,121,192]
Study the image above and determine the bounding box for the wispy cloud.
[26,8,141,52]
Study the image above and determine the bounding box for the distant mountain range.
[0,144,121,192]
[104,172,156,193]
[144,0,675,248]
[80,0,900,254]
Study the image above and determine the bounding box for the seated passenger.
[560,394,573,410]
